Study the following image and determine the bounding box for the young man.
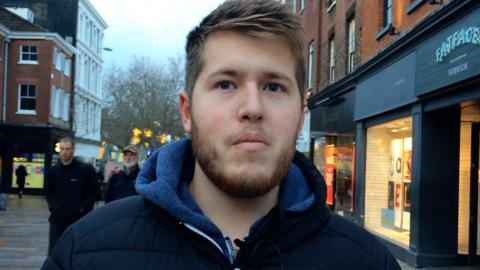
[45,137,97,255]
[105,145,140,203]
[42,1,400,269]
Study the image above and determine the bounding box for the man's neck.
[60,159,73,166]
[189,162,279,243]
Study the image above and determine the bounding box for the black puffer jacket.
[42,140,400,270]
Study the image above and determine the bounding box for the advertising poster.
[12,162,45,189]
[324,145,336,206]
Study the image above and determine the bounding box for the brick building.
[0,7,76,195]
[290,0,480,267]
[1,0,108,162]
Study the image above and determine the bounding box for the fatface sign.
[435,27,480,63]
[416,8,480,95]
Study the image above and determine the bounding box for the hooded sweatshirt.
[136,138,316,261]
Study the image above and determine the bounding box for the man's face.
[59,141,74,164]
[179,30,304,198]
[123,151,138,167]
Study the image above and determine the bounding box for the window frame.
[329,36,336,83]
[347,17,356,73]
[19,45,38,64]
[383,0,393,28]
[307,40,314,90]
[327,0,337,13]
[17,83,37,114]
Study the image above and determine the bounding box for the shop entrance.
[458,101,480,265]
[467,123,479,263]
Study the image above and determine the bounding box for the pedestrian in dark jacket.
[45,137,96,255]
[105,145,140,203]
[41,1,400,269]
[15,164,28,198]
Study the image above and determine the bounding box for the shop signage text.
[436,27,480,63]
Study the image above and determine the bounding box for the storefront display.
[314,135,355,216]
[11,153,45,189]
[365,117,412,246]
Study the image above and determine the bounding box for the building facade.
[1,0,108,162]
[291,0,480,267]
[0,7,76,195]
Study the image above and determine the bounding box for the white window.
[327,0,336,12]
[18,84,36,113]
[50,87,56,117]
[65,59,71,77]
[55,49,64,71]
[347,18,356,73]
[292,0,296,14]
[384,0,393,27]
[307,40,314,90]
[329,37,335,83]
[63,93,70,121]
[20,45,38,63]
[300,0,304,11]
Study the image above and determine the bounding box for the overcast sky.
[89,0,224,68]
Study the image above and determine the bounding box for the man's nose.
[237,83,264,122]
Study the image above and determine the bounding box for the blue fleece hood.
[136,138,315,256]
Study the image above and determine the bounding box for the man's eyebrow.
[262,71,293,82]
[208,68,244,78]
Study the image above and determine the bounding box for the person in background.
[42,1,400,269]
[15,164,28,199]
[105,145,140,203]
[44,137,96,255]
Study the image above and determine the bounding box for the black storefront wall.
[416,7,480,96]
[310,90,355,136]
[355,51,417,121]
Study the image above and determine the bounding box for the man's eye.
[264,83,284,93]
[217,81,235,90]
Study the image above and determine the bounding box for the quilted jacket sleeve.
[41,227,74,270]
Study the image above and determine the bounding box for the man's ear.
[179,90,192,135]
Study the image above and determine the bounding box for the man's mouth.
[232,133,268,148]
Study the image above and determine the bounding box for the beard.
[190,117,297,199]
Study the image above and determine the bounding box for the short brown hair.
[185,0,306,101]
[59,137,75,148]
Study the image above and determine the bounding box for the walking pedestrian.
[44,137,96,255]
[42,1,400,269]
[105,145,140,203]
[15,164,28,199]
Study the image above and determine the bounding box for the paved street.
[0,194,49,270]
[0,194,479,270]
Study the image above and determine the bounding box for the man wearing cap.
[105,145,140,203]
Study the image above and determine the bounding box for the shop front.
[309,0,480,267]
[0,125,71,195]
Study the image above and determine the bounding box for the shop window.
[365,117,412,246]
[12,153,46,189]
[314,135,355,217]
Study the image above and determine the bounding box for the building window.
[65,59,71,77]
[329,36,336,83]
[300,0,304,11]
[18,84,36,113]
[347,18,356,73]
[384,0,393,27]
[327,0,336,12]
[292,0,296,14]
[307,40,314,90]
[364,117,412,247]
[20,45,38,63]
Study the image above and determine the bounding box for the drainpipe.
[2,39,8,123]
